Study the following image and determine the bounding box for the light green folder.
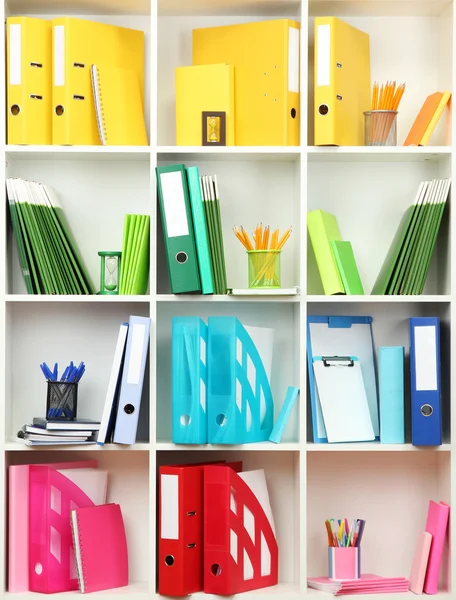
[330,241,364,295]
[307,209,344,295]
[119,213,150,295]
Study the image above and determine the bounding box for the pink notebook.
[8,460,97,593]
[71,503,128,593]
[409,531,432,594]
[423,500,450,594]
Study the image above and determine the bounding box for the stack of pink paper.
[307,574,409,596]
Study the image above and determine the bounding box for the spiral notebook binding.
[91,65,108,145]
[71,511,88,593]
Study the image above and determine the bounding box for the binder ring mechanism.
[322,356,355,367]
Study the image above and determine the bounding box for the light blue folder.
[172,316,208,444]
[207,317,274,444]
[378,346,405,444]
[113,315,151,445]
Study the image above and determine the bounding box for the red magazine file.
[159,461,242,596]
[204,465,278,595]
[29,466,96,593]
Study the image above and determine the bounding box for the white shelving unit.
[0,0,454,598]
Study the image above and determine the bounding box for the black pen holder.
[46,381,78,420]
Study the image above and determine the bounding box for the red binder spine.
[203,465,278,595]
[158,465,204,596]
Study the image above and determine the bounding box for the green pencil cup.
[248,250,281,289]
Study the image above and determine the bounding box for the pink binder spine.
[409,531,432,594]
[8,460,97,593]
[423,501,450,595]
[29,466,96,593]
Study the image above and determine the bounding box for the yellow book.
[175,64,234,146]
[420,91,451,146]
[193,19,300,146]
[52,17,144,145]
[314,17,370,146]
[91,65,147,146]
[6,17,52,145]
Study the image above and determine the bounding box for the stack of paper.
[308,574,409,595]
[6,178,95,295]
[119,214,150,294]
[372,178,451,295]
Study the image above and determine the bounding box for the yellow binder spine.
[286,22,300,146]
[7,17,52,145]
[314,17,336,146]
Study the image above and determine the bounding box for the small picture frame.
[202,111,226,146]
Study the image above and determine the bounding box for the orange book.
[404,92,450,146]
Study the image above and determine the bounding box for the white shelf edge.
[5,442,151,451]
[5,294,151,303]
[157,294,300,303]
[156,442,301,451]
[306,295,451,303]
[307,146,452,162]
[6,145,151,154]
[5,581,150,599]
[157,146,302,155]
[306,443,452,452]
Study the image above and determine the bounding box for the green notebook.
[307,209,344,295]
[330,240,364,295]
[120,213,150,295]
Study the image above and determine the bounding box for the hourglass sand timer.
[98,251,121,295]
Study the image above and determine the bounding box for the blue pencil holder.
[46,381,78,420]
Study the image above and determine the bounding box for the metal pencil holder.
[46,381,78,420]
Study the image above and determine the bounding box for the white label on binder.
[160,171,189,238]
[9,25,21,85]
[127,323,146,384]
[317,24,331,86]
[415,326,437,391]
[288,27,299,93]
[161,474,179,539]
[54,26,65,86]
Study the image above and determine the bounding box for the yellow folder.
[193,19,300,146]
[7,17,52,145]
[175,64,235,146]
[314,17,370,146]
[52,17,144,145]
[91,65,148,146]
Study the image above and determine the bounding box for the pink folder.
[8,460,97,593]
[409,531,432,594]
[71,503,128,593]
[423,500,450,595]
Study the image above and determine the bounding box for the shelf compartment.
[307,9,453,146]
[307,452,450,586]
[307,157,451,296]
[156,302,301,445]
[6,156,151,295]
[306,301,451,445]
[157,450,301,591]
[5,302,151,444]
[6,451,151,589]
[157,157,300,293]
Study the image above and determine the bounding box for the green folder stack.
[200,174,227,295]
[119,214,150,295]
[6,178,95,295]
[372,178,451,295]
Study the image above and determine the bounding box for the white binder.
[313,356,375,443]
[113,315,150,445]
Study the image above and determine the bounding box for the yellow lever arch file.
[175,64,235,146]
[7,17,52,145]
[314,17,370,146]
[193,19,300,146]
[52,17,144,146]
[91,65,147,146]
